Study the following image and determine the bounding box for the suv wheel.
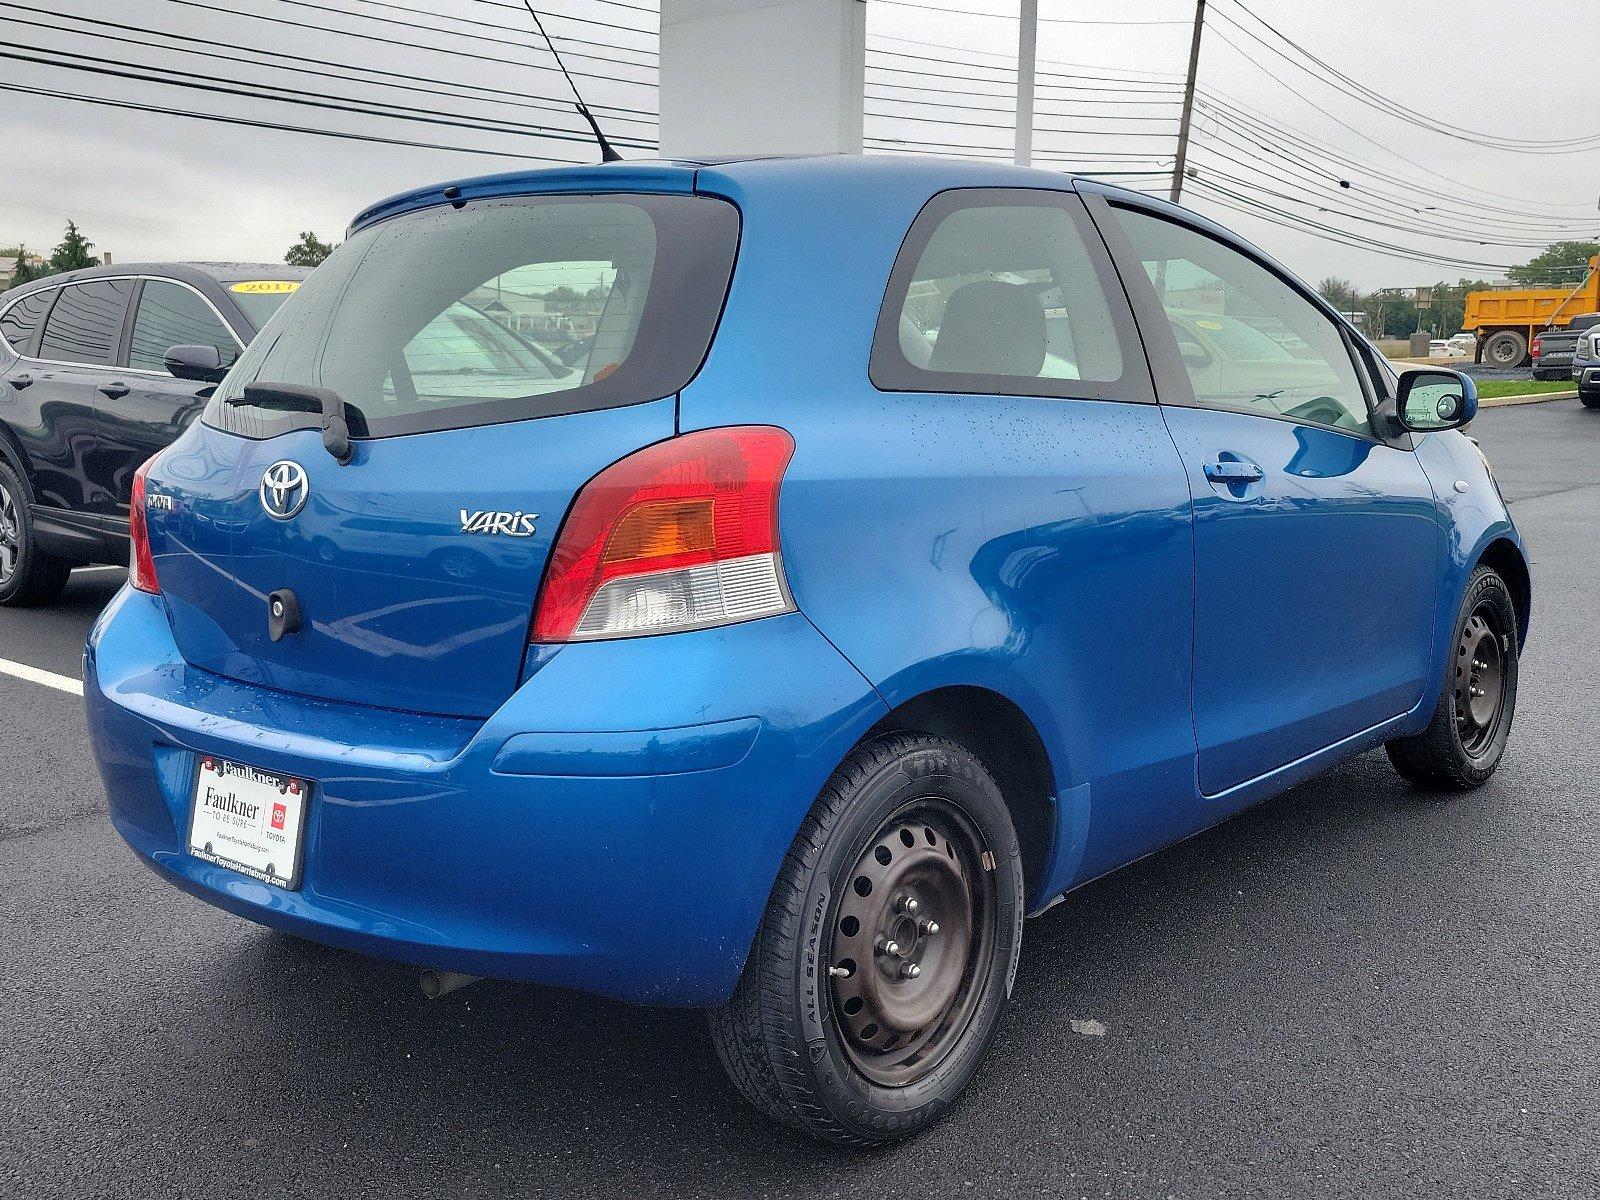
[0,461,71,607]
[1386,565,1518,789]
[1581,390,1600,410]
[709,733,1024,1146]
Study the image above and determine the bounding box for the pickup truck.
[1531,312,1600,380]
[1572,325,1600,408]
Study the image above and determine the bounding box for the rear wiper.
[233,383,354,465]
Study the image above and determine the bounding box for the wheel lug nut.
[904,896,919,913]
[876,936,901,957]
[899,962,920,980]
[921,920,939,935]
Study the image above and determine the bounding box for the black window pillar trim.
[1077,191,1196,410]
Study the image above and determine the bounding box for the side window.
[36,279,134,367]
[1114,207,1373,436]
[129,281,241,372]
[872,189,1138,398]
[0,288,56,355]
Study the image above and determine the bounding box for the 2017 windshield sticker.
[230,280,301,294]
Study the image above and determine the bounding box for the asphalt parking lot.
[3,398,1598,1199]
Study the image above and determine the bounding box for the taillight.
[129,454,160,595]
[1532,336,1542,358]
[531,426,795,643]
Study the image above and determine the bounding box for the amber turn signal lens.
[603,499,716,564]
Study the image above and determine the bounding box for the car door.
[1093,198,1440,798]
[19,278,136,538]
[87,277,243,528]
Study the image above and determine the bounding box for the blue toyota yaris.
[85,155,1528,1146]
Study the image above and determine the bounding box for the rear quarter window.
[870,188,1147,402]
[0,288,56,356]
[208,194,739,440]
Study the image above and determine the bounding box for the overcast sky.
[2,0,1595,290]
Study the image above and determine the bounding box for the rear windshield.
[207,193,739,439]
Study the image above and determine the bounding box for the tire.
[709,732,1025,1146]
[1481,330,1528,369]
[0,460,71,607]
[1581,390,1600,410]
[1386,565,1519,790]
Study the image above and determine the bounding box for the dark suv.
[0,262,307,604]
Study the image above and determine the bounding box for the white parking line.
[0,658,84,696]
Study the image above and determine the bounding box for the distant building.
[0,252,45,290]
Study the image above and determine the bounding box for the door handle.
[98,382,130,399]
[1203,459,1264,483]
[7,373,31,389]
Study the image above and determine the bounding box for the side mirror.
[1395,367,1476,433]
[164,343,227,383]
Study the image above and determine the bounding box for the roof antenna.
[520,1,622,163]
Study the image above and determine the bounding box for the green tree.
[46,221,97,273]
[284,231,337,267]
[1363,292,1419,339]
[4,244,40,288]
[1316,276,1361,313]
[1507,240,1600,286]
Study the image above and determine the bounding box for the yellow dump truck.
[1464,256,1600,367]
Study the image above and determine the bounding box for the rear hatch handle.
[234,383,355,464]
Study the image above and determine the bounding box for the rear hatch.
[142,187,739,718]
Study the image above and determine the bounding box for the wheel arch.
[863,685,1057,906]
[0,421,35,503]
[1477,536,1531,647]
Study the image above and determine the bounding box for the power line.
[1191,109,1600,246]
[146,0,659,89]
[1184,177,1520,272]
[354,0,656,42]
[1197,87,1600,225]
[1215,0,1600,153]
[0,79,591,163]
[0,43,659,151]
[0,7,659,135]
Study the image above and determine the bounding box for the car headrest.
[928,281,1047,377]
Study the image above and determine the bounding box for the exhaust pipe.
[419,969,480,1000]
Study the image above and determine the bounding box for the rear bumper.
[86,587,884,1006]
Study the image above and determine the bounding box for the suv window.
[209,193,739,440]
[1113,207,1372,436]
[129,280,240,372]
[0,288,56,355]
[36,278,134,367]
[872,189,1139,399]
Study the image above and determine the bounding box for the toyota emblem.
[260,461,309,520]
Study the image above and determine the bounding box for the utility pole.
[1015,0,1038,166]
[1169,0,1206,203]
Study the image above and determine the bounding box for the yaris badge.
[260,461,309,520]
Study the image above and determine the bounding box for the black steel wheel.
[829,799,997,1088]
[0,461,70,607]
[1387,564,1519,789]
[1455,605,1508,758]
[709,733,1024,1146]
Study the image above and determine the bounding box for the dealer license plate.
[187,756,309,889]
